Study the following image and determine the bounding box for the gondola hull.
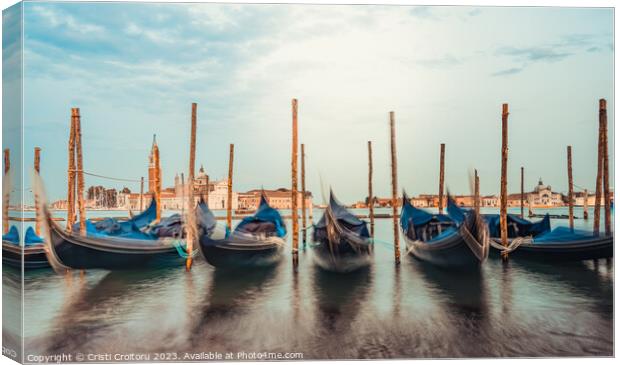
[490,235,613,261]
[45,218,185,270]
[404,231,484,270]
[2,242,50,269]
[199,235,284,268]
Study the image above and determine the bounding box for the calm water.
[3,207,614,359]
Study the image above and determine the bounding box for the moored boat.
[484,213,550,240]
[489,226,613,261]
[42,200,211,271]
[2,226,49,269]
[312,191,372,273]
[400,193,489,270]
[199,195,286,268]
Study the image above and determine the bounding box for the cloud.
[468,8,482,17]
[493,31,612,76]
[491,67,523,77]
[497,46,572,62]
[31,5,104,35]
[410,6,435,19]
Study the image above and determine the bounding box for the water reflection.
[43,268,180,354]
[313,266,372,334]
[7,208,613,359]
[188,264,279,349]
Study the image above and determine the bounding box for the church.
[120,135,238,211]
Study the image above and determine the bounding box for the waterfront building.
[237,189,313,212]
[524,179,563,207]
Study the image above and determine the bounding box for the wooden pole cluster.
[593,99,605,236]
[227,143,234,229]
[438,143,445,214]
[153,140,161,223]
[3,149,10,234]
[474,169,480,215]
[601,99,611,236]
[66,113,77,232]
[74,108,86,236]
[34,147,41,235]
[301,143,307,246]
[65,108,86,235]
[367,141,375,237]
[500,103,509,260]
[520,167,524,218]
[389,111,400,264]
[567,145,574,230]
[291,99,299,261]
[186,102,198,270]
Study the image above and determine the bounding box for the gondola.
[199,195,286,268]
[400,193,489,270]
[489,226,613,261]
[42,200,212,271]
[484,213,551,240]
[78,198,157,237]
[2,226,50,269]
[312,191,372,273]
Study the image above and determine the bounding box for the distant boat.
[312,191,372,273]
[2,226,49,269]
[42,199,204,271]
[400,193,489,270]
[199,195,286,268]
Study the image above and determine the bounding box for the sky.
[2,1,615,204]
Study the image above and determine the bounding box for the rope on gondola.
[489,236,530,254]
[172,240,199,258]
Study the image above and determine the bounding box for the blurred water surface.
[3,206,613,359]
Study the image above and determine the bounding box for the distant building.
[238,189,313,212]
[574,191,614,206]
[525,179,563,207]
[481,195,498,207]
[119,137,239,211]
[148,134,160,193]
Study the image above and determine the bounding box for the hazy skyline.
[3,2,614,204]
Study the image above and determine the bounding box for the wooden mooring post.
[601,99,611,236]
[500,103,509,261]
[3,149,10,234]
[291,99,299,263]
[34,147,41,235]
[368,141,375,237]
[73,108,86,236]
[593,99,605,236]
[139,177,144,211]
[301,143,307,246]
[389,111,400,264]
[66,113,77,232]
[520,167,524,218]
[567,146,574,230]
[438,143,445,214]
[474,169,480,215]
[186,102,198,270]
[153,140,161,223]
[583,189,589,220]
[227,143,235,229]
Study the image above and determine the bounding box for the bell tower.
[148,134,158,192]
